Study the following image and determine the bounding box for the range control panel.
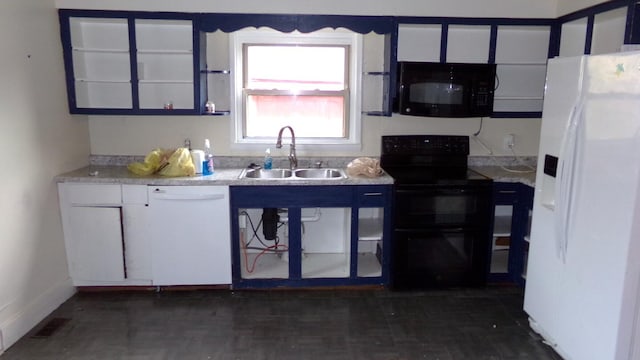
[381,135,470,156]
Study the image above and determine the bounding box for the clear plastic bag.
[346,157,384,178]
[127,148,196,177]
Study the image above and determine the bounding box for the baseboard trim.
[0,278,75,354]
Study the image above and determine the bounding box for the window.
[231,29,362,148]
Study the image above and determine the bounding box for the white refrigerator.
[524,51,640,360]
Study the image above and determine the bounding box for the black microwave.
[394,62,496,118]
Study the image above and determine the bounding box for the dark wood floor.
[1,286,562,359]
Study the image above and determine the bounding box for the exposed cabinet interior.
[489,183,534,286]
[397,24,441,62]
[494,25,550,113]
[237,207,353,280]
[357,207,384,277]
[60,4,635,116]
[591,7,628,55]
[204,30,231,115]
[70,17,132,109]
[491,204,513,274]
[560,18,589,57]
[135,19,194,109]
[63,12,197,113]
[446,25,491,63]
[231,185,390,288]
[362,32,388,115]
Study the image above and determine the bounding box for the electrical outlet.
[503,134,515,150]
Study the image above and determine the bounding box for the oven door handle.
[395,188,474,195]
[395,227,466,233]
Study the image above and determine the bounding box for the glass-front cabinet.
[231,185,391,288]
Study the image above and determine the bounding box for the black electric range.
[380,135,493,289]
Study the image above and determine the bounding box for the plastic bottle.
[264,148,273,170]
[203,139,214,175]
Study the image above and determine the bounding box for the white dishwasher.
[148,186,231,285]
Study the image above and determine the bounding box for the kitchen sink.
[242,169,293,179]
[294,169,344,179]
[239,168,346,180]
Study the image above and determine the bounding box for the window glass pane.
[245,95,345,138]
[246,45,346,91]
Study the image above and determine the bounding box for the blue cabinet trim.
[60,1,639,117]
[198,13,395,34]
[229,185,392,289]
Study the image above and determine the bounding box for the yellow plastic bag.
[127,148,195,177]
[158,147,196,177]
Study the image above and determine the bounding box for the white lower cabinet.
[58,183,232,287]
[59,183,152,286]
[65,206,126,282]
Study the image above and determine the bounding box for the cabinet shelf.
[359,217,383,241]
[202,110,230,116]
[137,49,193,55]
[75,79,131,83]
[493,215,512,236]
[73,47,129,53]
[202,69,231,74]
[362,111,389,116]
[138,80,194,84]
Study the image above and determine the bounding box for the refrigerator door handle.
[555,100,583,263]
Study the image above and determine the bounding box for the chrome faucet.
[276,126,297,170]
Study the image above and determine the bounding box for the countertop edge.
[471,166,536,188]
[55,166,395,186]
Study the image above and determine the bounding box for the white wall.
[557,0,610,17]
[56,0,558,18]
[89,114,540,157]
[0,0,90,352]
[80,0,550,158]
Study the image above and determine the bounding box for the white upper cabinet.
[70,17,132,109]
[446,25,491,63]
[397,24,441,62]
[591,7,627,55]
[135,19,194,110]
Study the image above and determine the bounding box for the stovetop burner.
[380,135,489,185]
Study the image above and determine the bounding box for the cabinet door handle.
[498,190,517,194]
[363,192,382,196]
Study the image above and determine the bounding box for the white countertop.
[55,166,395,186]
[471,166,536,187]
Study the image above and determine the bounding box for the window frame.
[230,28,363,150]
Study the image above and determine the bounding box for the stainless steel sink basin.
[294,169,345,179]
[239,168,346,180]
[241,168,292,179]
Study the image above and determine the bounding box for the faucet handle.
[315,161,323,168]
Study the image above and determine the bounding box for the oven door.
[394,184,492,229]
[391,227,488,289]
